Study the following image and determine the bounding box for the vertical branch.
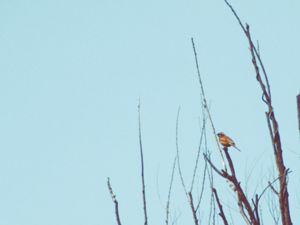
[191,38,227,171]
[165,155,177,225]
[223,148,258,225]
[207,163,216,225]
[175,107,188,195]
[297,93,300,137]
[195,159,208,212]
[245,25,292,225]
[188,192,199,225]
[175,107,199,225]
[195,120,210,212]
[138,101,148,225]
[223,1,293,224]
[190,117,206,192]
[205,148,259,225]
[107,178,122,225]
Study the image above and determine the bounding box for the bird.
[217,132,241,151]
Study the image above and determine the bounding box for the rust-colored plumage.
[217,132,241,151]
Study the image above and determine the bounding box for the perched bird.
[217,132,241,151]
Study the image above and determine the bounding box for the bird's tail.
[234,146,241,152]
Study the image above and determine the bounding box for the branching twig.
[268,181,279,196]
[188,192,199,225]
[222,148,258,225]
[203,153,223,177]
[223,1,293,224]
[107,178,122,225]
[138,101,148,225]
[257,169,291,203]
[223,0,271,99]
[205,148,259,225]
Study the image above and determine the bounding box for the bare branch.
[222,148,259,225]
[190,116,206,192]
[257,169,291,203]
[212,188,229,225]
[107,178,122,225]
[245,24,292,225]
[223,0,271,98]
[195,158,208,212]
[138,101,148,225]
[191,38,227,171]
[265,112,277,154]
[203,153,223,177]
[207,163,216,225]
[165,156,177,225]
[223,1,293,224]
[175,107,188,195]
[188,192,199,225]
[268,181,279,196]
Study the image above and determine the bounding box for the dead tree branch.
[188,192,199,225]
[107,177,122,225]
[223,1,293,224]
[212,188,229,225]
[223,148,259,225]
[205,148,259,225]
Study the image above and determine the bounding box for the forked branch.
[223,1,293,224]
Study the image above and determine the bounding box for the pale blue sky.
[0,0,299,224]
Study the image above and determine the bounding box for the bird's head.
[217,132,225,137]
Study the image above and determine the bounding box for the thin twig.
[212,188,229,225]
[268,181,279,195]
[188,192,199,225]
[223,0,271,98]
[257,169,291,202]
[166,155,177,225]
[191,38,227,171]
[175,107,188,195]
[190,116,206,192]
[297,94,300,137]
[195,118,209,212]
[206,160,216,225]
[138,101,148,225]
[107,177,122,225]
[195,159,208,212]
[203,153,223,177]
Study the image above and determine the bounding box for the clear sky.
[0,0,299,224]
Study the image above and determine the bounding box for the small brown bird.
[217,132,241,151]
